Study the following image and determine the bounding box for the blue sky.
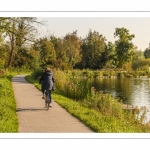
[37,17,150,51]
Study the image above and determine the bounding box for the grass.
[1,68,150,132]
[0,76,18,132]
[25,75,150,133]
[0,69,31,133]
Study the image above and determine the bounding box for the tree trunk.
[7,33,15,68]
[7,20,16,68]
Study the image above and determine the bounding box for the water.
[87,77,150,122]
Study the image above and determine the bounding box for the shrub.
[31,69,43,79]
[86,87,123,118]
[117,72,125,78]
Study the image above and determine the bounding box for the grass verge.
[0,76,18,132]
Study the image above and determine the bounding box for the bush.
[31,69,43,80]
[132,59,150,71]
[117,72,125,78]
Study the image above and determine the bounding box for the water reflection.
[87,78,150,121]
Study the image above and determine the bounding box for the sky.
[1,1,150,52]
[37,17,150,51]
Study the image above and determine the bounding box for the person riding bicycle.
[39,67,55,107]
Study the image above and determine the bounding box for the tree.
[26,48,40,69]
[114,27,135,68]
[34,38,56,68]
[144,47,150,58]
[132,49,146,70]
[63,31,82,69]
[49,35,66,69]
[81,29,107,69]
[134,49,145,60]
[49,31,82,70]
[0,32,10,68]
[0,17,41,68]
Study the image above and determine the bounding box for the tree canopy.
[114,27,135,68]
[0,19,146,71]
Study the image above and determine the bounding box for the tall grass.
[31,69,91,100]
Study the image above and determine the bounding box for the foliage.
[134,50,145,60]
[0,17,42,68]
[0,42,9,69]
[81,29,107,69]
[144,47,150,58]
[132,58,150,71]
[31,68,43,80]
[0,69,5,77]
[0,19,149,71]
[102,41,116,68]
[82,69,95,77]
[63,31,82,69]
[33,38,56,68]
[114,27,136,68]
[53,70,67,93]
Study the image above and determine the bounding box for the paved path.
[12,75,94,133]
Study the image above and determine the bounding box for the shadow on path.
[12,75,31,84]
[17,107,47,112]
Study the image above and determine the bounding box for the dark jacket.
[39,71,55,91]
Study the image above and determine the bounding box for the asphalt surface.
[12,75,94,133]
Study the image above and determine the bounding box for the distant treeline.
[1,17,150,71]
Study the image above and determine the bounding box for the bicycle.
[44,90,52,110]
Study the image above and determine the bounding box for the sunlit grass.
[0,68,31,133]
[0,77,18,132]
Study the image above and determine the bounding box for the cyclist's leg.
[49,90,52,107]
[46,91,50,109]
[44,90,47,107]
[42,87,45,99]
[48,90,52,102]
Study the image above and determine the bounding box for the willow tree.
[114,27,135,68]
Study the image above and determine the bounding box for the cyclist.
[39,67,55,107]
